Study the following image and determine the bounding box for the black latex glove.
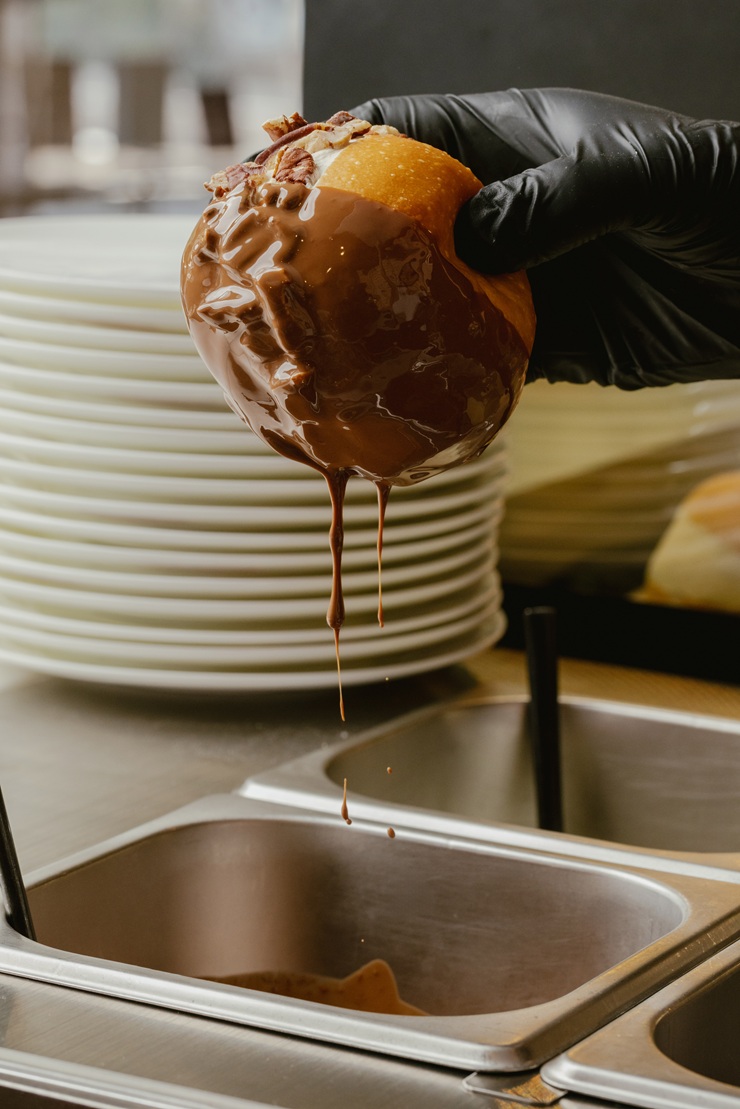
[350,89,740,388]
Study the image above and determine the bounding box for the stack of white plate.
[0,214,508,692]
[501,379,740,590]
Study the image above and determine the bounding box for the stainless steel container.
[0,793,738,1073]
[544,934,740,1108]
[242,694,740,880]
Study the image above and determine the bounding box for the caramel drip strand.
[334,626,345,723]
[326,470,350,720]
[375,481,390,628]
[326,470,349,632]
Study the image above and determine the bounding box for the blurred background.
[303,0,738,121]
[0,0,739,683]
[0,0,303,216]
[2,0,737,213]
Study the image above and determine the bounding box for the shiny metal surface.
[243,694,740,879]
[0,659,475,876]
[0,970,483,1108]
[544,935,740,1108]
[462,1068,566,1103]
[0,794,738,1076]
[2,652,740,1107]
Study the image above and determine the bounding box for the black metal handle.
[523,606,563,833]
[0,786,35,940]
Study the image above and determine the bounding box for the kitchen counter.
[0,645,738,1107]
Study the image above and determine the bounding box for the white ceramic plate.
[0,539,493,598]
[0,385,242,431]
[0,490,502,540]
[499,537,662,567]
[0,557,494,622]
[0,312,194,355]
[501,509,675,544]
[518,378,740,413]
[0,499,497,553]
[0,215,192,303]
[0,430,504,485]
[0,610,505,691]
[510,441,740,510]
[507,379,740,495]
[0,483,351,528]
[500,543,651,565]
[0,592,502,668]
[503,502,676,525]
[0,516,495,574]
[0,454,331,503]
[0,450,506,505]
[0,405,251,454]
[0,581,501,646]
[0,334,207,380]
[0,360,224,407]
[0,287,186,332]
[0,494,503,536]
[0,429,320,479]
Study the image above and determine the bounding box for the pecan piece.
[205,161,262,198]
[262,113,309,141]
[255,123,320,166]
[274,146,316,185]
[325,110,357,127]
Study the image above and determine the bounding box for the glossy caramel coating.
[181,181,529,485]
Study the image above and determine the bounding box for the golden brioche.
[181,111,535,486]
[319,131,535,353]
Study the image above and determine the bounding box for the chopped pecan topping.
[274,146,316,185]
[321,117,371,149]
[325,111,357,127]
[205,161,263,198]
[255,123,320,166]
[262,112,309,142]
[203,113,402,200]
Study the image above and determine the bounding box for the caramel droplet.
[334,627,345,723]
[341,777,352,825]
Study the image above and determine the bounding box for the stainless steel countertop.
[1,647,739,1107]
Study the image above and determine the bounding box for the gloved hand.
[349,89,740,388]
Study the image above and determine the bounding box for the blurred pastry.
[642,471,740,612]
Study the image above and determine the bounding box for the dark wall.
[303,0,739,122]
